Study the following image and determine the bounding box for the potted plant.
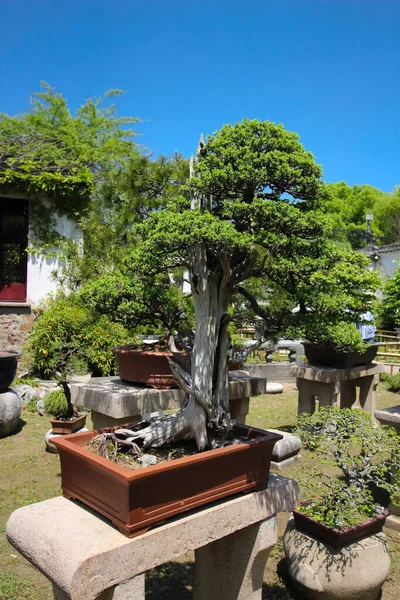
[284,407,400,599]
[301,319,379,368]
[54,120,378,536]
[46,346,90,434]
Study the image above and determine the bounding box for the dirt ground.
[0,381,399,599]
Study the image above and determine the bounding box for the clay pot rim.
[293,503,390,534]
[49,412,89,425]
[0,351,22,359]
[52,425,283,482]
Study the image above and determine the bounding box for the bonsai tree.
[296,407,400,529]
[49,345,89,420]
[95,119,378,451]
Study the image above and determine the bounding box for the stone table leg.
[229,397,250,424]
[339,380,357,409]
[358,374,378,414]
[297,379,316,415]
[90,411,141,431]
[194,515,277,600]
[317,382,340,409]
[53,574,145,600]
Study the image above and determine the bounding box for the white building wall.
[26,216,83,304]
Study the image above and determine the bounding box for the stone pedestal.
[291,363,384,415]
[284,518,390,600]
[268,428,302,471]
[6,473,298,600]
[70,372,268,429]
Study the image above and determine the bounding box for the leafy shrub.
[44,389,68,417]
[302,320,365,353]
[24,294,133,378]
[295,407,400,528]
[82,315,132,376]
[24,395,40,413]
[380,372,400,393]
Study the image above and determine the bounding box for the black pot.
[303,343,379,368]
[0,351,21,391]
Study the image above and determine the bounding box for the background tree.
[323,182,400,248]
[0,82,139,246]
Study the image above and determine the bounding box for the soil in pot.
[85,424,258,469]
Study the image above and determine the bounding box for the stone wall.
[0,306,35,354]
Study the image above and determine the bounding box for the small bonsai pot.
[0,351,21,391]
[49,413,88,435]
[292,505,389,549]
[112,345,190,389]
[303,342,379,368]
[52,424,282,538]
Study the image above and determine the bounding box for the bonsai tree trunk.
[121,244,234,450]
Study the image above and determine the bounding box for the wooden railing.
[375,330,400,374]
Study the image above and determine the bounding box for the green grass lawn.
[1,381,399,599]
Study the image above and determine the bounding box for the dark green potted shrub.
[290,407,400,546]
[301,320,379,368]
[284,407,399,599]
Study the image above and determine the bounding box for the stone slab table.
[71,371,268,430]
[6,473,299,600]
[291,362,384,415]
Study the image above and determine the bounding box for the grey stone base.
[271,454,302,471]
[385,514,400,532]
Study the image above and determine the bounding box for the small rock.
[36,399,45,416]
[0,389,21,438]
[13,384,37,405]
[140,454,158,468]
[266,382,283,394]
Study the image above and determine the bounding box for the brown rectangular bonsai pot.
[49,413,88,435]
[292,506,389,549]
[52,424,282,538]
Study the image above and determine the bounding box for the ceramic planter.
[303,342,379,369]
[52,424,282,538]
[292,505,389,549]
[0,351,21,391]
[112,346,190,389]
[49,413,88,435]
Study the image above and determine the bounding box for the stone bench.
[71,372,268,429]
[6,473,298,600]
[291,363,384,415]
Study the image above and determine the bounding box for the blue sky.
[1,0,399,191]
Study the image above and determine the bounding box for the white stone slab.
[6,474,298,600]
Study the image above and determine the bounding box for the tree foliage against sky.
[0,82,139,244]
[324,182,400,247]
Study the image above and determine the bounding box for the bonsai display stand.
[6,473,298,600]
[70,371,268,429]
[291,362,384,415]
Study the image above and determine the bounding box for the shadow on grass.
[145,558,301,600]
[276,425,296,434]
[7,418,27,436]
[146,561,194,600]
